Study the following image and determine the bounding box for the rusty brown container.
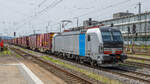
[29,34,38,50]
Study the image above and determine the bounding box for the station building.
[97,12,150,45]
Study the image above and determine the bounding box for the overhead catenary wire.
[16,0,127,30]
[27,0,133,32]
[18,0,63,24]
[83,1,139,21]
[0,0,48,30]
[15,0,63,31]
[48,0,133,28]
[75,0,132,18]
[38,0,48,7]
[16,0,135,35]
[37,0,63,15]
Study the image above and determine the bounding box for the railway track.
[83,63,150,84]
[10,46,150,84]
[126,56,150,68]
[9,47,94,84]
[128,56,150,61]
[42,54,150,84]
[125,61,150,68]
[101,67,150,84]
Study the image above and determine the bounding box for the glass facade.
[101,13,150,34]
[99,12,150,45]
[148,22,150,32]
[124,37,150,41]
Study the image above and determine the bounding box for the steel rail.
[10,46,150,84]
[128,56,150,61]
[10,47,94,84]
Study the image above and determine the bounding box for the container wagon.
[20,36,29,48]
[36,33,54,53]
[29,34,38,51]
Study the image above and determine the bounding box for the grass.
[15,46,34,54]
[0,50,12,55]
[15,54,22,58]
[20,47,34,54]
[28,50,34,54]
[0,47,22,58]
[41,56,122,84]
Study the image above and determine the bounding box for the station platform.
[0,51,66,84]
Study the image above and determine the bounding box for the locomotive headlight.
[117,48,122,51]
[104,48,112,51]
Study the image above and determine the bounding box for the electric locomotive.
[52,26,127,67]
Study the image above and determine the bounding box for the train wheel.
[79,58,83,64]
[63,53,66,59]
[75,56,79,63]
[90,60,97,67]
[90,60,94,67]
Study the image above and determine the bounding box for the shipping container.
[29,34,38,50]
[21,36,29,48]
[36,33,54,52]
[43,33,54,51]
[18,37,22,46]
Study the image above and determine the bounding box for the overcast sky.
[0,0,149,36]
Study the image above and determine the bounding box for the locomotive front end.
[100,27,127,65]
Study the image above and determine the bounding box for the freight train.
[8,26,127,67]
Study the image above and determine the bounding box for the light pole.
[33,30,40,35]
[74,17,79,27]
[59,23,62,32]
[144,14,147,49]
[46,21,51,33]
[127,26,130,51]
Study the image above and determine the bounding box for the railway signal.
[132,24,136,34]
[128,26,130,34]
[111,23,114,27]
[131,24,137,54]
[89,18,92,26]
[14,32,16,37]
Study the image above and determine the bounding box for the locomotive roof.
[100,27,120,32]
[55,27,120,36]
[58,31,82,36]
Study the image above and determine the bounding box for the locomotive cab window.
[101,32,112,42]
[112,32,123,42]
[87,35,91,41]
[101,30,123,42]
